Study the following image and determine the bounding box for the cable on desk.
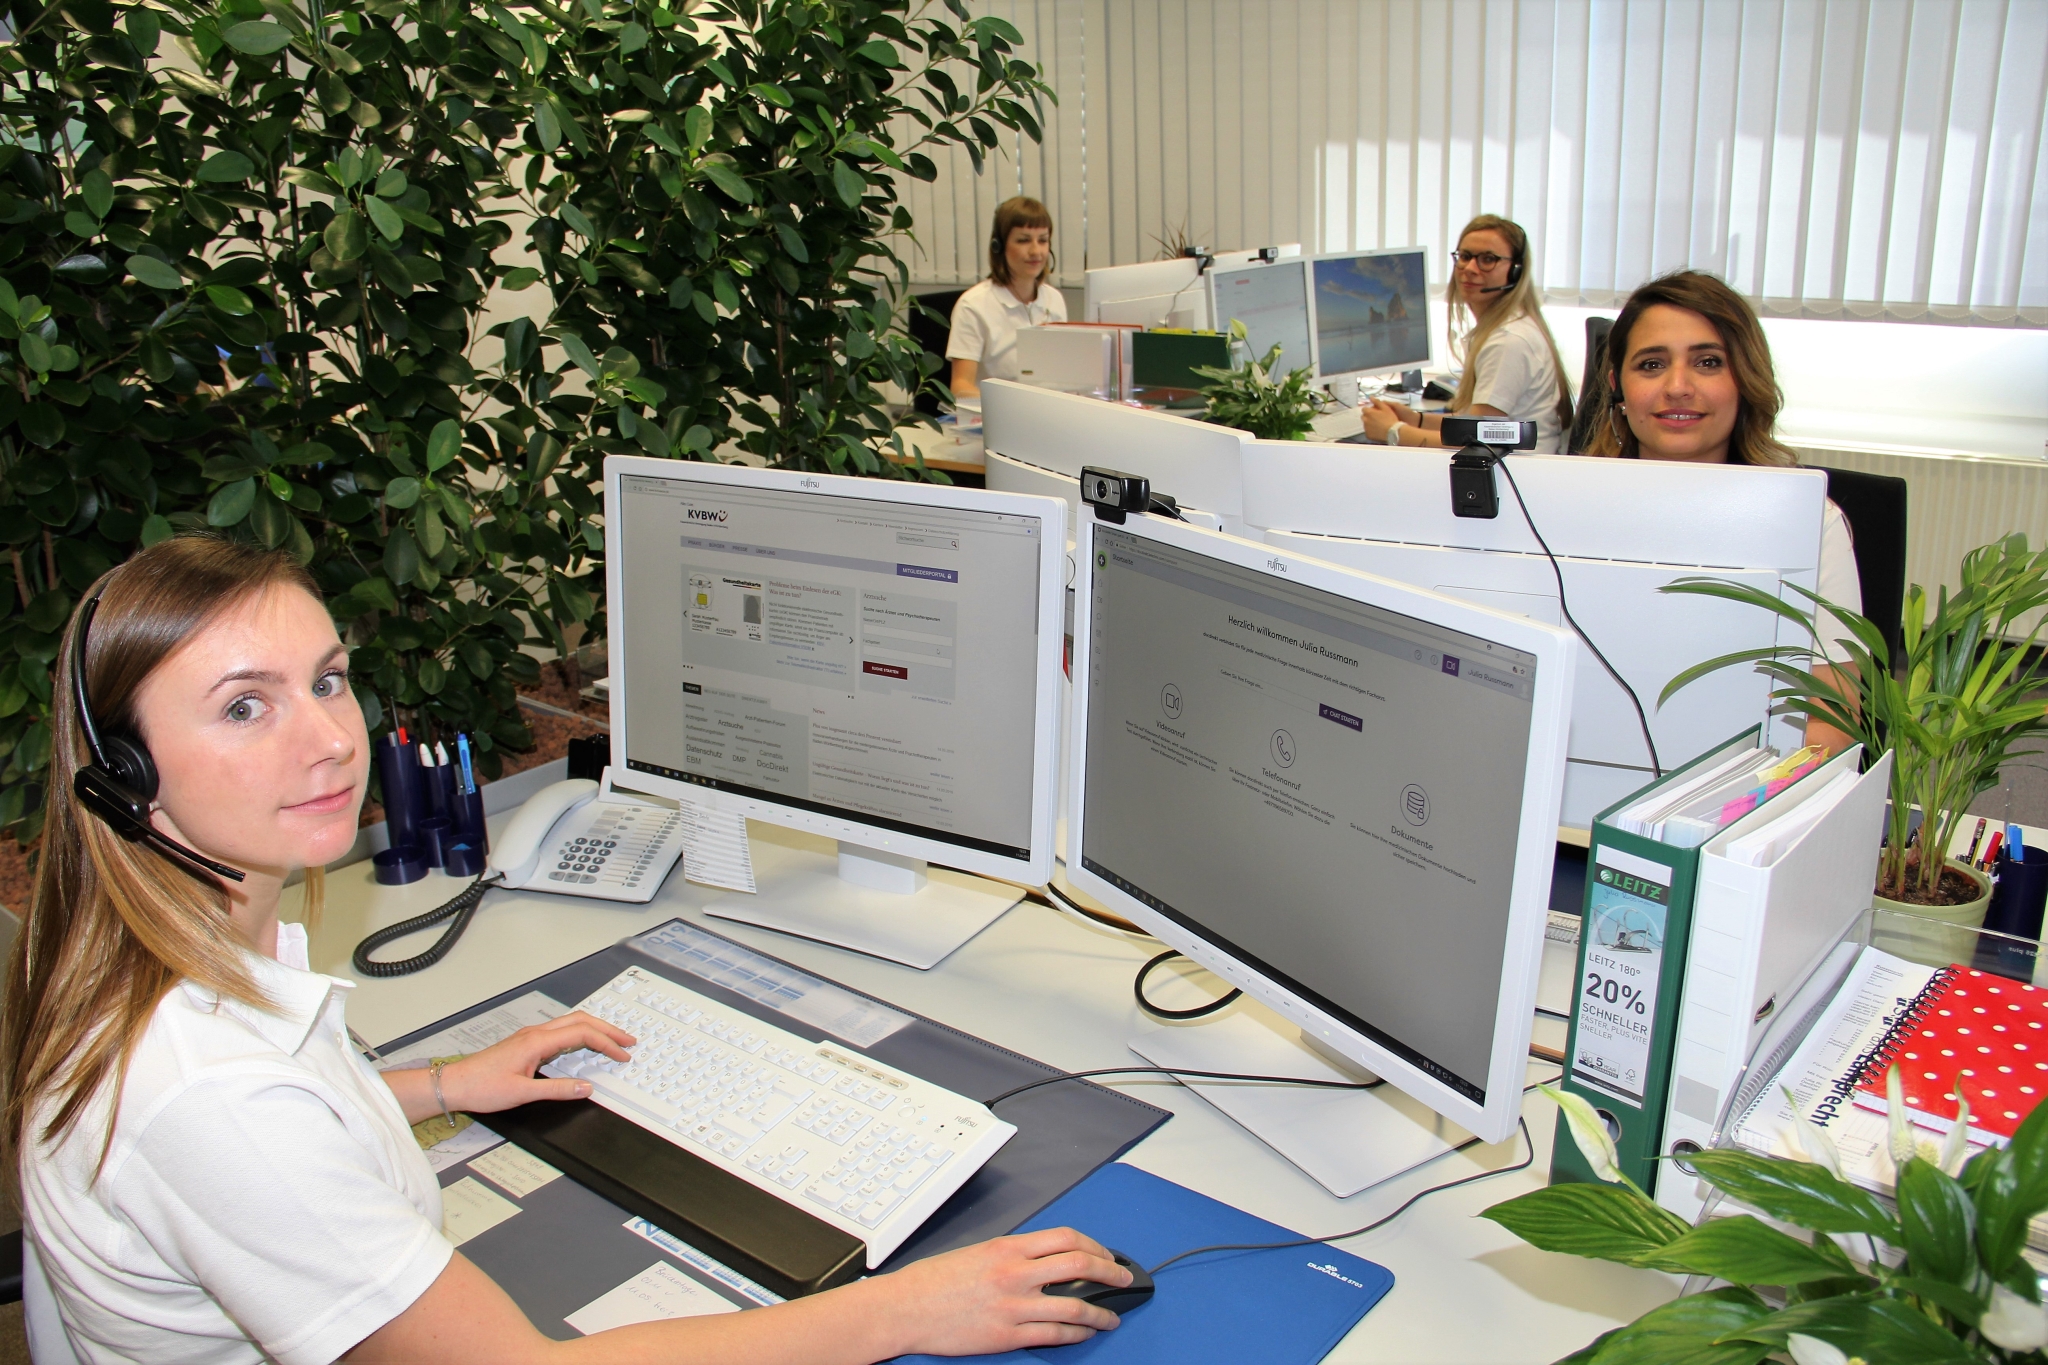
[352,873,501,978]
[1134,950,1241,1020]
[1035,882,1159,940]
[1145,1114,1536,1277]
[1489,454,1662,780]
[985,1065,1384,1111]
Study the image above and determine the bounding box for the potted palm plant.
[1659,534,2048,921]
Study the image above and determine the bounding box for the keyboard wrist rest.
[482,1099,867,1299]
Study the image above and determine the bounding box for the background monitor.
[1239,442,1830,832]
[1083,246,1303,329]
[1207,258,1314,377]
[1309,247,1431,381]
[1065,511,1574,1153]
[605,457,1068,968]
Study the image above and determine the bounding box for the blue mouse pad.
[892,1162,1393,1365]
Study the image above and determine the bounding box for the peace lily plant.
[1484,1081,2048,1363]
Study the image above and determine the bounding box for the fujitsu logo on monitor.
[686,508,729,523]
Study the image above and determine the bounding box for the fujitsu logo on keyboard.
[1307,1262,1363,1288]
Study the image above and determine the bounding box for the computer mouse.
[1040,1249,1154,1316]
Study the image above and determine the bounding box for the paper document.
[422,1119,504,1173]
[678,800,757,893]
[565,1262,741,1334]
[1722,768,1859,868]
[442,1176,521,1246]
[470,1142,562,1199]
[377,991,569,1069]
[624,1216,784,1306]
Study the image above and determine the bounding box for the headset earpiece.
[69,592,244,882]
[1506,255,1524,288]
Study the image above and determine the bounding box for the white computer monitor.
[1207,257,1314,377]
[1066,511,1574,1161]
[1083,246,1302,329]
[1239,442,1830,832]
[604,457,1068,969]
[1308,247,1431,381]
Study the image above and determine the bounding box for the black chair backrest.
[1814,466,1909,668]
[1567,315,1614,454]
[908,288,966,416]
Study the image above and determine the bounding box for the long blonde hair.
[1587,270,1796,467]
[1446,214,1572,432]
[3,537,328,1175]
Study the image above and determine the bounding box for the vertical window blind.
[894,0,2047,326]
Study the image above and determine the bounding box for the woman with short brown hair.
[945,195,1064,401]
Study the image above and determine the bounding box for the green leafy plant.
[1659,534,2048,905]
[490,0,1055,480]
[1193,319,1327,441]
[1490,1081,2048,1364]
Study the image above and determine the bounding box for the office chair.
[1566,316,1613,454]
[1812,467,1909,671]
[908,289,966,417]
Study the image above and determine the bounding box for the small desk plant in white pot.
[1658,533,2048,929]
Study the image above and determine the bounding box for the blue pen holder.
[373,738,426,850]
[450,783,487,850]
[1986,846,2048,942]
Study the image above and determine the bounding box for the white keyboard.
[542,965,1016,1265]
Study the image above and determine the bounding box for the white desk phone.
[489,770,689,904]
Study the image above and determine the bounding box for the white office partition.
[980,379,1252,534]
[1240,442,1831,829]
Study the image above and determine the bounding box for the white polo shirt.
[21,923,451,1365]
[945,277,1067,385]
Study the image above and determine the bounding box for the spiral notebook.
[1850,965,2048,1143]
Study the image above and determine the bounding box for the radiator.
[1787,446,2048,640]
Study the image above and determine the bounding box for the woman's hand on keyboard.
[863,1227,1128,1355]
[435,1012,638,1117]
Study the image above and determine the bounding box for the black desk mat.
[381,917,1172,1297]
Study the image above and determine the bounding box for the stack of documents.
[1611,744,1827,848]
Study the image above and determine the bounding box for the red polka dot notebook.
[1849,966,2048,1143]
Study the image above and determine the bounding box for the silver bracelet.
[429,1059,458,1131]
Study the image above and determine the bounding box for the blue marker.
[2009,824,2026,861]
[456,733,475,795]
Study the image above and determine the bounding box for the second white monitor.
[1309,246,1431,381]
[1207,257,1314,377]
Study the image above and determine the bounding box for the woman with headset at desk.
[1586,269,1861,756]
[1358,213,1574,452]
[944,196,1064,404]
[7,536,1130,1364]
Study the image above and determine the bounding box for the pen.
[1980,830,2004,872]
[1966,817,1988,864]
[457,734,475,794]
[434,740,451,771]
[2010,825,2027,862]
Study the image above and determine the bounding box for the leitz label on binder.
[1571,846,1675,1107]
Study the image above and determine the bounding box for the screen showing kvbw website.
[1080,528,1538,1100]
[617,475,1044,859]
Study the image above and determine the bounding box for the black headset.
[71,593,245,883]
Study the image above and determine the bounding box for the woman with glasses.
[1359,215,1573,452]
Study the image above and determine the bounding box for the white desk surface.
[300,821,1675,1363]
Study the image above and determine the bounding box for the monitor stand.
[1130,1008,1473,1198]
[702,843,1023,971]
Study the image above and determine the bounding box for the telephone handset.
[493,771,688,903]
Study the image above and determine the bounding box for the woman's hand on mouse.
[859,1227,1132,1356]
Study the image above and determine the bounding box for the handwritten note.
[564,1262,741,1335]
[470,1143,562,1199]
[441,1176,521,1247]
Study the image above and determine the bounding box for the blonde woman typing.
[8,537,1131,1363]
[1360,215,1573,452]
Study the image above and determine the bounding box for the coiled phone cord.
[352,873,502,978]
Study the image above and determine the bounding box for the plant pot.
[1873,860,1994,963]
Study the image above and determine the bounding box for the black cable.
[352,874,501,978]
[985,1064,1384,1110]
[1134,949,1242,1020]
[1489,452,1662,779]
[1146,1113,1536,1276]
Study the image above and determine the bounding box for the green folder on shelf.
[1551,728,1763,1194]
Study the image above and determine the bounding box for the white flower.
[1886,1065,1919,1167]
[1786,1333,1850,1365]
[1981,1283,2048,1352]
[1937,1090,1972,1177]
[1540,1084,1623,1184]
[1782,1086,1844,1178]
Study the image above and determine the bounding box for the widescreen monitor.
[1207,258,1313,378]
[1309,247,1431,380]
[1239,442,1829,831]
[1065,511,1574,1144]
[605,457,1068,967]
